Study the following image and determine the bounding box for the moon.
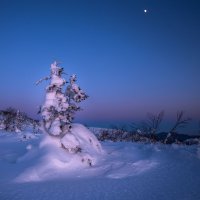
[144,9,147,13]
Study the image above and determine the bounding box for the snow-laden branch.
[36,76,50,85]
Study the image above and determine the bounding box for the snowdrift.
[15,123,103,182]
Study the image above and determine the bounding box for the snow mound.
[61,124,102,153]
[15,124,103,182]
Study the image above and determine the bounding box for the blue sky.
[0,0,199,129]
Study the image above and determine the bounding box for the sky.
[0,0,200,130]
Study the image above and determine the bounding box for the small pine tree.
[37,61,88,137]
[36,62,102,166]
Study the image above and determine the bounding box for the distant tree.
[164,111,191,144]
[170,111,191,133]
[137,111,164,142]
[146,111,165,135]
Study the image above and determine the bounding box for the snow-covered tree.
[37,61,88,137]
[37,62,102,164]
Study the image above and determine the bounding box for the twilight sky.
[0,0,200,128]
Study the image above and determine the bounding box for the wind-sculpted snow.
[13,124,102,182]
[0,129,200,200]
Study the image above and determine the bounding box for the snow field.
[1,128,200,200]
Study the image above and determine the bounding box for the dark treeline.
[0,107,39,133]
[1,108,200,145]
[93,111,200,145]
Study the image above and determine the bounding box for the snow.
[61,133,80,152]
[14,124,103,182]
[68,124,103,154]
[49,118,62,136]
[1,128,200,200]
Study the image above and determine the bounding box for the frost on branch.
[37,61,102,166]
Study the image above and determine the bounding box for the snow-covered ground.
[1,128,200,200]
